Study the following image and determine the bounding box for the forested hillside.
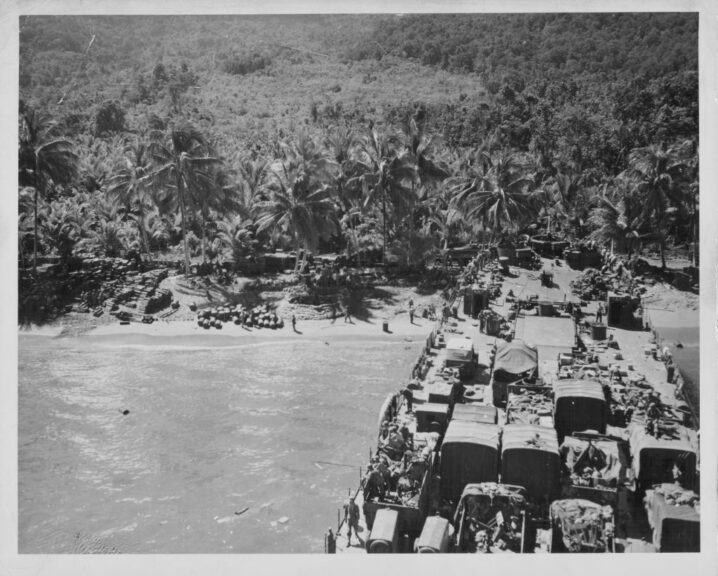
[18,13,699,322]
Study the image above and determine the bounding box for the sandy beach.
[86,315,436,340]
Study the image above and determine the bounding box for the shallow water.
[651,325,700,407]
[18,333,422,553]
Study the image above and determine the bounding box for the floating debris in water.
[278,516,289,524]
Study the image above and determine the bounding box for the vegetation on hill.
[18,14,699,322]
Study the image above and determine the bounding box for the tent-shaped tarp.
[492,340,539,406]
[493,340,538,379]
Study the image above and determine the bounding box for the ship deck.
[332,257,696,554]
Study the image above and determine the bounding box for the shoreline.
[19,315,437,343]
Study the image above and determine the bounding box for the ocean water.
[18,332,422,553]
[652,325,700,408]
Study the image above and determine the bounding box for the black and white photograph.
[4,1,717,573]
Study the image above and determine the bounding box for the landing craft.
[328,245,700,553]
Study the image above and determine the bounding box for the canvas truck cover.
[493,339,538,378]
[560,435,627,488]
[501,424,560,501]
[553,380,607,440]
[550,499,614,552]
[446,337,474,363]
[628,425,697,490]
[644,483,700,552]
[415,515,450,552]
[440,421,501,504]
[452,404,498,425]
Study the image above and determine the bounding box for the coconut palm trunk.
[33,181,39,274]
[137,202,151,262]
[200,209,207,264]
[176,172,191,275]
[382,187,387,265]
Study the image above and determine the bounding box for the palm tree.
[255,137,338,271]
[627,143,687,268]
[146,123,222,274]
[402,117,449,190]
[217,216,255,272]
[107,139,154,260]
[326,125,362,257]
[352,129,416,264]
[190,168,242,264]
[145,210,171,255]
[423,184,467,268]
[236,156,269,210]
[41,199,86,264]
[451,151,533,239]
[587,183,645,257]
[18,106,78,273]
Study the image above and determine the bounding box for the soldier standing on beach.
[596,302,604,324]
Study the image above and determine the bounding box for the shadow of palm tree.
[348,286,400,323]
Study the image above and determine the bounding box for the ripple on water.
[18,334,423,553]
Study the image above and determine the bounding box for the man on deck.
[344,497,361,546]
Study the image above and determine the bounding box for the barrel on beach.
[591,323,607,340]
[383,320,389,332]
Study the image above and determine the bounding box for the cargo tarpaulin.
[644,484,700,552]
[553,380,607,440]
[440,421,501,503]
[501,424,560,501]
[506,387,554,425]
[550,499,614,552]
[452,404,498,424]
[493,340,538,378]
[560,435,627,488]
